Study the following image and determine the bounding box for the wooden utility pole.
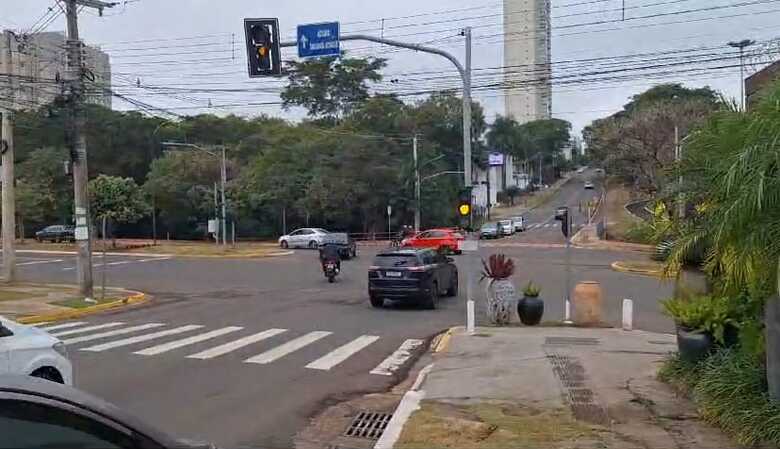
[2,30,16,282]
[65,0,115,300]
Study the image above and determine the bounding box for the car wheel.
[280,240,288,249]
[370,294,383,308]
[54,237,60,243]
[30,367,64,384]
[308,240,318,249]
[421,282,438,310]
[446,276,458,297]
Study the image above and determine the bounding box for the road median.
[0,283,148,324]
[611,260,668,277]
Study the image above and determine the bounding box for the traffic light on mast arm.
[244,18,281,77]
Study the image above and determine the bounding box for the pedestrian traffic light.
[458,187,472,217]
[244,18,281,77]
[555,206,570,238]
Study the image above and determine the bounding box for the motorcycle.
[323,260,339,283]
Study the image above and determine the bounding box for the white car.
[498,219,514,236]
[0,316,72,385]
[511,216,526,232]
[278,228,330,249]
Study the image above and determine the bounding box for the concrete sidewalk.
[383,326,744,449]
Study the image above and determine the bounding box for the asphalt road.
[6,172,675,449]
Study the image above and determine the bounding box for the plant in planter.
[518,281,544,325]
[480,254,515,325]
[661,295,737,362]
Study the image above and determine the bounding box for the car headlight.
[52,342,68,358]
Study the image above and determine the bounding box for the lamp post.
[728,39,756,111]
[162,142,227,247]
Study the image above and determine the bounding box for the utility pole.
[413,135,420,233]
[2,30,16,282]
[66,0,114,300]
[220,146,227,247]
[728,39,756,111]
[463,27,472,188]
[674,125,684,219]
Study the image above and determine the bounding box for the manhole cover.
[544,337,601,346]
[343,411,392,439]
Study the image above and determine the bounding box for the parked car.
[0,316,72,385]
[479,223,500,239]
[34,225,75,243]
[584,181,595,189]
[278,228,355,257]
[401,228,464,254]
[498,219,514,236]
[0,375,216,448]
[368,248,458,309]
[511,216,526,232]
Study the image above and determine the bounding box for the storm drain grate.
[546,352,610,426]
[344,411,392,439]
[544,336,601,346]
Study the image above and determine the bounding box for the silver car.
[498,219,514,236]
[511,216,526,232]
[278,228,329,249]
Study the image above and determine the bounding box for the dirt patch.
[604,181,646,242]
[396,400,606,449]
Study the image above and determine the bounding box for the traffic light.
[244,18,281,77]
[458,187,472,217]
[555,206,570,238]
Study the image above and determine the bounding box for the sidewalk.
[384,326,744,449]
[0,283,145,323]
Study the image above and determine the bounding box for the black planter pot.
[518,296,544,326]
[676,326,714,362]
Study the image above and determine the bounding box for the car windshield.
[373,254,419,267]
[5,3,755,447]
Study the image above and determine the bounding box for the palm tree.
[665,84,780,399]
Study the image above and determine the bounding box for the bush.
[624,221,654,244]
[661,295,735,344]
[659,349,780,446]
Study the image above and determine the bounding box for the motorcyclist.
[319,243,341,273]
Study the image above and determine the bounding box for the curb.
[432,327,455,353]
[610,261,668,277]
[16,291,148,325]
[374,363,434,449]
[168,250,294,259]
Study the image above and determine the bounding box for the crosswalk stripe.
[38,321,87,331]
[187,328,288,360]
[50,322,124,337]
[18,259,64,266]
[81,325,203,352]
[305,335,380,371]
[244,331,332,365]
[134,326,243,356]
[544,223,551,228]
[370,339,425,376]
[64,323,166,345]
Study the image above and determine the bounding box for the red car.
[401,228,465,254]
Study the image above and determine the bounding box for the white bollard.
[622,298,633,331]
[564,299,572,323]
[466,300,475,334]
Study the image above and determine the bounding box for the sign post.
[297,22,340,58]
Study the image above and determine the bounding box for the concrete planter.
[676,326,714,363]
[517,296,544,326]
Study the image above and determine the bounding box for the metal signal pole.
[2,30,16,282]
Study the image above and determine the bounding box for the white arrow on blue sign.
[297,22,340,58]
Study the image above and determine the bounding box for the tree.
[89,175,150,247]
[14,147,73,236]
[281,55,387,119]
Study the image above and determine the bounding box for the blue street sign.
[297,22,340,58]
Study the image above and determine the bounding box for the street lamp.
[161,142,228,247]
[728,39,756,111]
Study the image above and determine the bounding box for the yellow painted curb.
[611,261,669,278]
[16,292,148,325]
[433,328,455,353]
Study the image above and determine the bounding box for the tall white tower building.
[503,0,552,124]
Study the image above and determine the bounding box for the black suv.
[368,248,458,309]
[35,225,75,243]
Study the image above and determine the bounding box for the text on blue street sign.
[297,22,340,58]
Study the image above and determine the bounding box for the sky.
[4,0,780,136]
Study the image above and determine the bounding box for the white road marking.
[305,335,380,371]
[64,323,166,345]
[81,325,203,352]
[50,322,124,337]
[63,257,171,271]
[134,326,243,355]
[37,321,87,331]
[187,328,288,359]
[18,259,64,266]
[244,331,332,364]
[370,339,425,376]
[544,223,551,228]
